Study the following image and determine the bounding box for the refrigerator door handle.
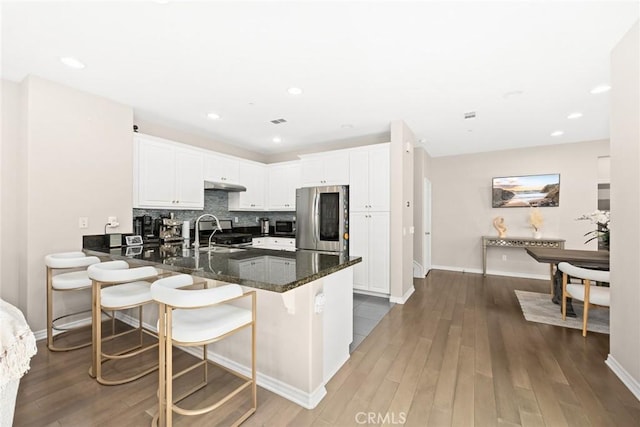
[313,191,320,243]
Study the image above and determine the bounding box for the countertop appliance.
[275,220,295,235]
[198,219,252,246]
[259,218,269,235]
[159,213,183,243]
[134,215,159,243]
[296,185,349,253]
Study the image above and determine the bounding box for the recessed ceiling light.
[207,112,220,120]
[59,56,85,69]
[502,90,524,99]
[590,84,611,94]
[567,112,583,119]
[551,130,564,137]
[287,87,303,95]
[341,124,354,129]
[273,136,282,143]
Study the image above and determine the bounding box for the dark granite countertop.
[83,242,360,293]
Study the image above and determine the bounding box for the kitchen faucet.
[193,214,222,251]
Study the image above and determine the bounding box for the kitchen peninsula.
[83,239,361,409]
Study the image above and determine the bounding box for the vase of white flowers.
[576,210,610,250]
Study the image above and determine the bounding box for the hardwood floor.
[13,270,640,426]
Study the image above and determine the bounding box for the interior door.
[424,178,432,275]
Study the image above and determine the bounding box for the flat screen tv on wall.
[492,174,560,208]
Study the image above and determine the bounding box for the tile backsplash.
[133,189,295,228]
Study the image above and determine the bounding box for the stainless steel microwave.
[274,220,295,235]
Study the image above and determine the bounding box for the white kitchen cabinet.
[228,161,267,211]
[299,151,349,187]
[268,162,300,211]
[134,135,204,209]
[229,258,267,282]
[350,211,389,294]
[204,152,240,184]
[251,237,296,251]
[268,257,297,284]
[349,144,390,212]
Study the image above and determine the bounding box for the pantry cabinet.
[349,144,390,212]
[350,211,390,294]
[134,135,203,209]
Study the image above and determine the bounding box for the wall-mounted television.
[492,174,560,208]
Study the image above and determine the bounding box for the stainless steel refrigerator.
[296,185,349,253]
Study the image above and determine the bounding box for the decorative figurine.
[493,216,507,238]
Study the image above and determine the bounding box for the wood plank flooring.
[13,270,640,426]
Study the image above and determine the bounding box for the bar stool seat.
[45,251,101,352]
[101,281,156,308]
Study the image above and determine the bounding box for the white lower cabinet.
[268,258,297,284]
[350,211,390,294]
[251,237,296,251]
[228,258,267,282]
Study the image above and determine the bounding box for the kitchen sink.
[199,246,247,254]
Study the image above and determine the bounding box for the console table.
[482,236,566,284]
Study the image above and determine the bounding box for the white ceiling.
[2,1,638,157]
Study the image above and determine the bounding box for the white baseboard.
[431,265,548,281]
[353,289,390,299]
[413,261,424,278]
[33,314,99,341]
[390,285,415,304]
[606,354,640,401]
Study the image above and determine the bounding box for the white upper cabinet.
[300,151,349,187]
[267,162,300,211]
[349,144,390,212]
[228,161,267,210]
[134,135,204,209]
[204,153,240,184]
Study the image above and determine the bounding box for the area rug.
[514,290,609,334]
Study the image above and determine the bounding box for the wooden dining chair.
[558,262,610,337]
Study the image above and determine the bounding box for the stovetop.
[210,232,253,245]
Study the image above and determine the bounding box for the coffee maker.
[159,213,183,244]
[133,215,159,243]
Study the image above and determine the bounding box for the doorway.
[423,178,432,274]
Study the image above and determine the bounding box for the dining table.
[526,247,610,315]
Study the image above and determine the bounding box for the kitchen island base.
[174,266,353,409]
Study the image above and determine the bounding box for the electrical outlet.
[502,254,507,261]
[79,217,89,229]
[255,217,259,223]
[234,217,238,223]
[107,216,119,228]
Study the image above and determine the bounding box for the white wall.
[608,21,640,398]
[430,139,609,277]
[390,120,415,301]
[0,79,22,306]
[1,76,134,330]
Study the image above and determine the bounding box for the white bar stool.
[87,260,166,385]
[151,274,256,427]
[44,251,101,351]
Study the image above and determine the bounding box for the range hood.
[204,180,247,192]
